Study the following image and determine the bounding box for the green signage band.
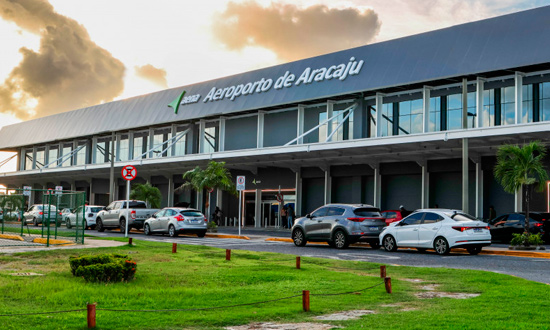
[168,90,186,114]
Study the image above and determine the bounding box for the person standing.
[281,206,288,228]
[488,205,496,222]
[287,205,294,229]
[214,206,223,226]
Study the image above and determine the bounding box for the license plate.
[473,228,482,233]
[191,220,199,223]
[369,226,378,231]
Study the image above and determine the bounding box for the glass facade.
[540,82,550,121]
[94,139,111,164]
[118,136,129,162]
[500,86,515,126]
[48,147,58,168]
[522,85,533,123]
[203,126,217,153]
[75,143,87,166]
[133,133,148,160]
[428,97,441,132]
[174,127,187,156]
[380,103,393,137]
[35,149,45,169]
[398,99,423,135]
[61,145,73,167]
[25,150,33,170]
[482,89,495,127]
[318,105,354,142]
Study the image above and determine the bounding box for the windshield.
[89,207,102,213]
[121,201,147,208]
[450,212,477,222]
[38,205,57,210]
[181,210,203,217]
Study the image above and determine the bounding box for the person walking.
[287,205,294,229]
[214,206,223,226]
[281,206,288,228]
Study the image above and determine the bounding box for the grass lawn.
[0,238,548,329]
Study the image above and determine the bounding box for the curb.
[264,238,550,259]
[0,234,24,241]
[32,238,75,245]
[205,233,250,240]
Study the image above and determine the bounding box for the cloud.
[212,1,381,62]
[0,0,125,120]
[134,64,168,88]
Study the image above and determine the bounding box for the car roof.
[324,203,377,208]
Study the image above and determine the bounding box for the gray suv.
[291,204,385,249]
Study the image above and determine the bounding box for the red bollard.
[87,303,96,328]
[296,256,301,269]
[226,249,231,261]
[380,265,386,278]
[128,237,133,246]
[172,243,177,253]
[302,290,310,311]
[384,277,392,294]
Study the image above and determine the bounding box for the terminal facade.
[1,7,550,225]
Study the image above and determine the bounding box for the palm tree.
[178,161,237,213]
[130,183,162,208]
[494,141,548,244]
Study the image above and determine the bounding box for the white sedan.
[144,207,207,238]
[66,205,103,229]
[380,209,491,255]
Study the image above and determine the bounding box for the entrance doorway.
[242,189,296,228]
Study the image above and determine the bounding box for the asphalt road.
[89,228,550,285]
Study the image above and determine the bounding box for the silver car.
[144,207,208,238]
[23,204,61,226]
[291,204,385,249]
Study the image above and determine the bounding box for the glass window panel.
[411,99,423,114]
[203,127,217,153]
[133,134,147,159]
[118,138,129,162]
[411,114,423,134]
[447,109,462,130]
[542,99,550,122]
[35,149,45,169]
[75,144,87,165]
[48,148,58,168]
[428,97,440,132]
[152,133,164,158]
[61,146,73,167]
[25,150,33,170]
[542,82,550,99]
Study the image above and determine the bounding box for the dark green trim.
[495,88,501,126]
[533,83,540,122]
[440,96,447,131]
[392,103,399,136]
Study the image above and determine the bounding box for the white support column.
[170,125,177,157]
[373,164,382,208]
[257,111,265,148]
[32,147,37,169]
[254,189,262,228]
[418,161,429,208]
[167,176,174,207]
[44,145,50,166]
[462,138,469,214]
[515,72,524,124]
[198,120,206,153]
[89,180,95,205]
[219,117,226,152]
[326,101,334,141]
[216,188,223,216]
[515,186,523,212]
[113,134,119,162]
[475,161,483,218]
[324,168,331,204]
[375,93,384,137]
[19,148,25,171]
[295,170,302,216]
[476,78,485,128]
[148,128,155,158]
[422,86,432,133]
[297,105,305,144]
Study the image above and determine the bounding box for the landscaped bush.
[69,253,137,283]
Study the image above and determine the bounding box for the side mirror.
[306,213,312,219]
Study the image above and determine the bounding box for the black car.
[489,212,548,243]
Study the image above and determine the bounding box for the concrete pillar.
[167,176,174,207]
[352,97,367,139]
[254,189,261,228]
[148,128,155,158]
[326,101,334,142]
[475,161,483,218]
[295,170,302,216]
[91,137,98,164]
[297,105,305,144]
[462,138,469,213]
[196,191,203,213]
[476,78,485,128]
[216,188,223,215]
[170,125,177,157]
[422,86,432,133]
[324,168,331,204]
[89,180,95,205]
[515,72,524,124]
[375,93,384,137]
[19,148,25,171]
[128,132,134,160]
[373,164,382,208]
[198,120,206,153]
[418,161,429,208]
[32,146,37,170]
[257,111,265,148]
[219,117,226,152]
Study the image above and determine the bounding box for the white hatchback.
[380,209,491,255]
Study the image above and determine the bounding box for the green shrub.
[69,253,136,283]
[510,232,544,246]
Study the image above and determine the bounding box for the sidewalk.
[215,226,550,258]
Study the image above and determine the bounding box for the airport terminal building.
[1,6,550,225]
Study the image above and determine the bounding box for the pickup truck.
[96,200,158,232]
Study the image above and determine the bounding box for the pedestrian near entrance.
[488,205,496,222]
[214,206,223,225]
[287,205,294,229]
[281,206,288,228]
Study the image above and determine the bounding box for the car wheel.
[333,230,349,249]
[120,218,127,234]
[467,246,482,255]
[434,237,451,255]
[33,217,38,227]
[417,248,427,253]
[66,220,72,229]
[370,242,381,250]
[197,231,206,238]
[144,224,152,236]
[96,219,105,232]
[383,235,398,252]
[168,225,178,237]
[292,228,307,247]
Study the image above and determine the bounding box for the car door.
[394,212,424,247]
[161,209,175,231]
[304,207,329,239]
[24,206,34,223]
[417,212,443,247]
[489,215,507,241]
[503,214,524,242]
[323,207,345,239]
[150,210,165,231]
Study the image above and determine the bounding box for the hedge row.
[69,253,137,283]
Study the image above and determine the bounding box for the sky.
[0,0,549,176]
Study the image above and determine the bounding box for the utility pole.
[109,131,115,203]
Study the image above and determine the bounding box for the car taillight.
[39,211,43,215]
[88,213,94,217]
[175,215,184,221]
[452,226,489,232]
[131,210,136,220]
[59,212,62,215]
[347,217,367,222]
[534,223,543,227]
[204,217,208,222]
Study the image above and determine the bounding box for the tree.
[130,183,162,208]
[494,141,548,245]
[178,161,237,213]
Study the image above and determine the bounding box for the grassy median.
[0,238,548,329]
